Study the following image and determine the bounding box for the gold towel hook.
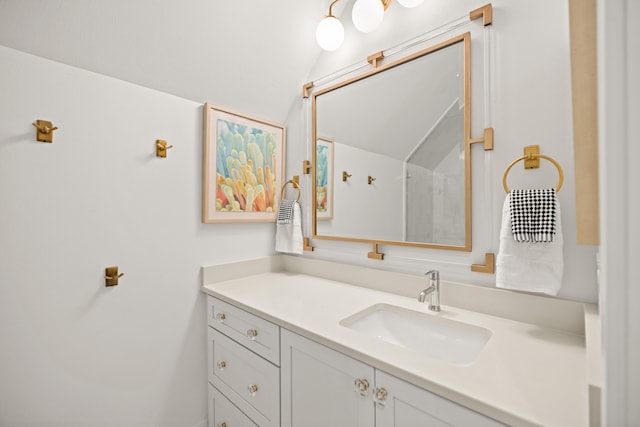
[280,179,301,202]
[156,140,173,158]
[32,120,58,143]
[503,153,564,193]
[104,266,124,287]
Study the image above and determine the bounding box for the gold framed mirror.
[312,32,481,252]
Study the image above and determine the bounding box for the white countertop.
[202,259,590,427]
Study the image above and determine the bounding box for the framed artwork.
[203,103,286,223]
[315,136,334,220]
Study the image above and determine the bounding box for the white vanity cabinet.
[281,329,375,427]
[206,296,280,427]
[281,329,505,427]
[374,371,504,427]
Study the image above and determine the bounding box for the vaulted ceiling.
[0,0,347,123]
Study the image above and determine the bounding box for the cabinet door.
[375,371,505,427]
[281,329,375,427]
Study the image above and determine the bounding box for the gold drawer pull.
[215,313,226,322]
[216,361,227,370]
[246,329,258,340]
[247,384,259,396]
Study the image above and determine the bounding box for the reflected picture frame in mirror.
[315,136,334,220]
[312,32,476,252]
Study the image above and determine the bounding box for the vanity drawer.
[208,327,280,427]
[208,383,257,427]
[207,295,280,365]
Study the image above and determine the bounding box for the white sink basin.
[340,304,492,366]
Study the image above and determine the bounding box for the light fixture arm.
[317,0,419,51]
[327,0,341,17]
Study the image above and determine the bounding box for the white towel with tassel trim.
[496,191,564,296]
[275,199,303,255]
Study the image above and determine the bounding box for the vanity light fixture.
[316,0,345,51]
[352,0,386,33]
[316,0,425,51]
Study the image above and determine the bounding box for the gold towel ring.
[281,179,301,202]
[503,153,564,193]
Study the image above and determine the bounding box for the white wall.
[0,46,276,427]
[291,0,599,303]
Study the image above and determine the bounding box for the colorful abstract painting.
[203,103,285,223]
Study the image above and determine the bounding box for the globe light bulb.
[316,16,344,51]
[352,0,384,33]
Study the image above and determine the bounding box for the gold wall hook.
[105,266,124,287]
[32,120,58,143]
[368,176,376,185]
[156,139,173,158]
[342,171,352,182]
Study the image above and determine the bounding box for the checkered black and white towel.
[277,199,296,224]
[509,188,557,243]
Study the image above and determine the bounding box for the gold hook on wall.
[104,266,124,287]
[368,176,376,185]
[32,120,58,143]
[156,140,174,158]
[342,171,352,182]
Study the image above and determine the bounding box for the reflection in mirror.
[312,33,471,250]
[315,136,334,221]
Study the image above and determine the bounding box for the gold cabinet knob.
[247,384,259,396]
[354,378,370,396]
[215,313,226,322]
[246,329,258,340]
[216,361,227,370]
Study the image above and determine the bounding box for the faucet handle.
[425,270,439,280]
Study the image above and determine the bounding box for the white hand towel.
[496,193,563,296]
[275,201,303,255]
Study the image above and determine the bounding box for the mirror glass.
[312,34,471,250]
